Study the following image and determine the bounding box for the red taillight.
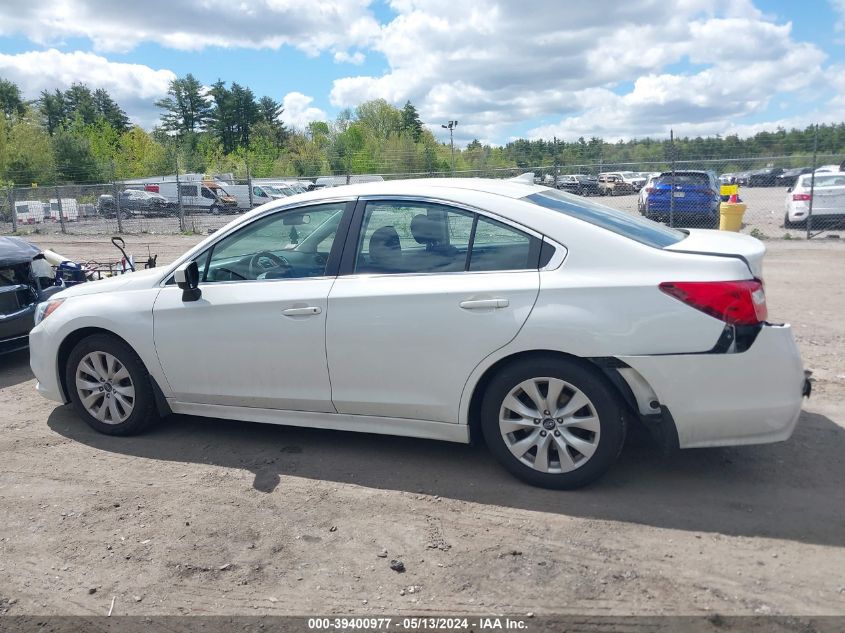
[792,193,811,201]
[659,280,768,325]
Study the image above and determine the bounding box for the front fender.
[38,287,168,399]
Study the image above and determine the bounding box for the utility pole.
[441,120,458,175]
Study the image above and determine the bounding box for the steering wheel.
[248,251,290,278]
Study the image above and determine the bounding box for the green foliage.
[4,107,55,185]
[1,73,845,188]
[155,74,211,135]
[0,77,26,120]
[53,123,102,183]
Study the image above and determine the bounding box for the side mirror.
[174,261,202,302]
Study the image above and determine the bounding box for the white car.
[619,171,646,191]
[29,179,808,489]
[784,173,845,228]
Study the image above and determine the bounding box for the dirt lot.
[1,235,844,619]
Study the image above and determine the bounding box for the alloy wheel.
[498,377,601,474]
[75,351,135,424]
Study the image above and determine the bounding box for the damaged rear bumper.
[616,324,805,449]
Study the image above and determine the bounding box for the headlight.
[34,299,65,326]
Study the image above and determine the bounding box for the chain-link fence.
[2,155,843,239]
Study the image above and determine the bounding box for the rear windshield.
[655,173,710,187]
[799,174,845,188]
[524,189,686,248]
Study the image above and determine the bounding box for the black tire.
[783,213,804,229]
[210,204,221,215]
[480,356,626,489]
[65,334,158,436]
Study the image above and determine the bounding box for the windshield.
[655,173,710,187]
[524,189,686,248]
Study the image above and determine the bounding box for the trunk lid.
[665,229,765,278]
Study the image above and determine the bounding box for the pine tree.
[155,73,211,135]
[39,89,67,135]
[401,100,423,141]
[93,88,130,133]
[0,77,26,120]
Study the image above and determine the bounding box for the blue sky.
[0,0,843,145]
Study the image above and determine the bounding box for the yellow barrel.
[719,202,746,232]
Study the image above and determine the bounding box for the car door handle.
[459,298,509,310]
[282,306,322,317]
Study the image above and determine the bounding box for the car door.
[153,200,354,411]
[326,198,541,424]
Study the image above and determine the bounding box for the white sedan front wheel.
[481,357,626,489]
[66,334,158,436]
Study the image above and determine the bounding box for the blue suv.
[640,170,720,228]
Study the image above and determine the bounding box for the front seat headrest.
[369,225,401,265]
[410,213,442,245]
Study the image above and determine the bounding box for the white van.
[224,184,283,210]
[150,181,238,214]
[48,198,79,222]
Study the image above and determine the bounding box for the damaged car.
[1,237,62,355]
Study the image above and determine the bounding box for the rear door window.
[469,217,535,272]
[352,200,542,274]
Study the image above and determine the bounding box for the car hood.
[54,267,163,299]
[0,236,40,267]
[666,229,765,278]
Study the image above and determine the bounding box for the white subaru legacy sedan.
[29,179,808,489]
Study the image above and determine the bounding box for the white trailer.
[14,201,46,224]
[48,198,79,222]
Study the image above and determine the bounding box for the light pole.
[441,120,458,175]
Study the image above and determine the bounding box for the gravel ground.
[0,236,843,619]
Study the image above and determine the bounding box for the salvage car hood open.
[0,236,41,267]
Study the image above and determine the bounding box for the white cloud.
[329,0,836,144]
[0,0,380,55]
[0,48,174,127]
[334,50,366,65]
[832,0,845,31]
[280,92,328,129]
